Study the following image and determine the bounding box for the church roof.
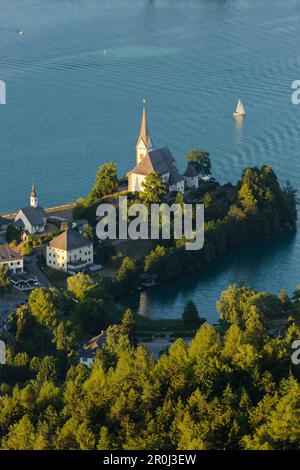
[19,206,46,227]
[50,228,92,251]
[169,165,184,184]
[129,147,178,176]
[136,102,152,148]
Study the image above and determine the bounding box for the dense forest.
[0,161,299,450]
[72,161,297,284]
[0,280,300,450]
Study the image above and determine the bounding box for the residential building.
[79,330,107,367]
[46,228,94,274]
[0,244,24,274]
[15,183,47,235]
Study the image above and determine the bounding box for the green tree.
[6,224,21,244]
[182,300,202,329]
[186,149,211,176]
[67,273,94,301]
[15,305,35,342]
[121,308,136,346]
[116,257,138,292]
[86,162,118,204]
[75,297,109,335]
[216,283,256,326]
[97,426,111,450]
[53,320,77,353]
[0,265,11,294]
[82,224,94,241]
[28,287,59,329]
[21,242,33,256]
[2,415,36,450]
[141,173,167,203]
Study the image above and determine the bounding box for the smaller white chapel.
[15,183,47,235]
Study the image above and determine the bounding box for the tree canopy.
[186,149,211,176]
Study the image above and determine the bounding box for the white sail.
[235,99,245,116]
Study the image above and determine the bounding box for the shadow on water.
[122,229,298,322]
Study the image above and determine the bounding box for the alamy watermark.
[96,196,204,251]
[291,80,300,104]
[0,340,5,365]
[291,340,300,365]
[0,80,6,105]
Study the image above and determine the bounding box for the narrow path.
[25,256,54,289]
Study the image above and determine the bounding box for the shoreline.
[0,201,77,219]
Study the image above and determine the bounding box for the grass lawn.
[134,315,199,339]
[113,238,154,260]
[40,264,69,289]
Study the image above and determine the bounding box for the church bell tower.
[30,182,39,208]
[136,99,153,164]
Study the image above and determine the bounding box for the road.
[25,256,53,289]
[0,255,53,328]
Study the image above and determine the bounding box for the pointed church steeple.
[136,99,153,164]
[30,181,39,208]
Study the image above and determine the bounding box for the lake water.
[0,0,299,321]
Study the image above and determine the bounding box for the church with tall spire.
[128,101,186,193]
[135,100,153,165]
[30,182,39,208]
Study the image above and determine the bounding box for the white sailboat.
[233,99,245,117]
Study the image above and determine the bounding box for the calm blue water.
[0,0,299,320]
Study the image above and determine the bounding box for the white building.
[46,228,94,274]
[0,244,24,274]
[15,183,47,235]
[128,102,186,194]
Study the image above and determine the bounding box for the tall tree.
[182,300,202,329]
[141,173,167,203]
[86,162,118,204]
[0,265,11,294]
[116,257,138,292]
[67,273,94,301]
[186,150,211,176]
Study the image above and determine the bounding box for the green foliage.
[94,240,116,264]
[21,242,33,256]
[116,257,138,292]
[82,224,94,241]
[0,282,300,449]
[0,163,298,450]
[186,149,211,176]
[29,288,59,329]
[85,162,118,205]
[182,300,204,329]
[141,173,167,204]
[143,166,297,282]
[144,245,182,281]
[216,283,256,326]
[0,265,11,294]
[6,224,21,244]
[67,273,94,301]
[72,163,119,221]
